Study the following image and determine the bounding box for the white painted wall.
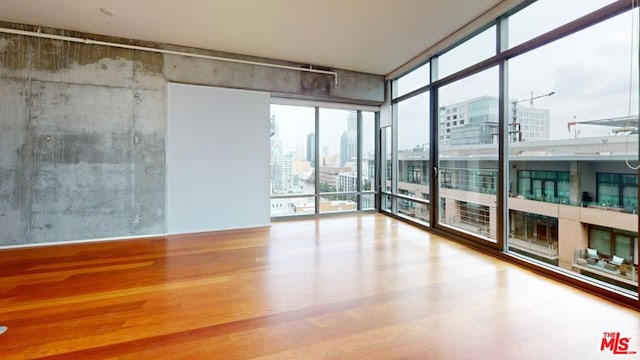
[167,83,271,234]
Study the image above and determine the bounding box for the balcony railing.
[508,236,558,260]
[436,167,638,215]
[514,194,638,214]
[439,167,497,195]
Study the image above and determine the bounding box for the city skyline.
[270,105,376,162]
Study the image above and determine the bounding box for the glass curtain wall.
[270,105,377,217]
[389,0,638,298]
[507,0,638,294]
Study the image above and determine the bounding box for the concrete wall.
[0,32,166,246]
[0,23,384,246]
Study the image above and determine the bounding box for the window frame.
[387,0,639,306]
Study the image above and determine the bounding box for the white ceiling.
[0,0,505,75]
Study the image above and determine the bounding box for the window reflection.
[507,8,638,294]
[438,67,499,242]
[396,92,431,224]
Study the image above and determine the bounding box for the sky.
[270,105,376,159]
[396,0,639,145]
[272,0,639,160]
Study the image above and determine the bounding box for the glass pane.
[594,173,637,210]
[508,10,639,141]
[438,66,498,242]
[362,112,376,192]
[319,194,358,213]
[398,198,429,225]
[271,197,315,217]
[590,227,612,256]
[598,183,619,207]
[622,186,637,212]
[381,126,393,213]
[615,235,632,260]
[508,0,617,48]
[394,62,430,98]
[508,211,559,266]
[270,105,315,196]
[382,194,392,213]
[508,9,638,294]
[397,91,430,226]
[319,109,357,193]
[362,193,375,210]
[437,25,496,80]
[581,228,639,292]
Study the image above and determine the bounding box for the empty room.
[0,0,639,358]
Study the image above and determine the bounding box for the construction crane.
[511,91,555,142]
[568,115,638,138]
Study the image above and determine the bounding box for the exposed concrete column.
[569,160,581,205]
[558,205,585,270]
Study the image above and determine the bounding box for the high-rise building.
[306,133,315,166]
[340,112,358,166]
[272,151,294,194]
[347,112,357,131]
[439,95,550,146]
[337,173,358,192]
[271,115,296,195]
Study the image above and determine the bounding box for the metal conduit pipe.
[0,27,339,87]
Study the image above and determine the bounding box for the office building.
[439,95,551,145]
[340,112,358,166]
[306,132,315,165]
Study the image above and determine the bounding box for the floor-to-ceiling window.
[319,109,358,213]
[506,0,638,295]
[381,126,393,212]
[270,105,316,216]
[386,63,431,223]
[396,92,430,224]
[387,0,638,302]
[437,67,499,242]
[362,111,377,210]
[270,104,377,217]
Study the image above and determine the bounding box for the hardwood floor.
[0,214,637,359]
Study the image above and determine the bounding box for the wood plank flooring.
[0,214,638,359]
